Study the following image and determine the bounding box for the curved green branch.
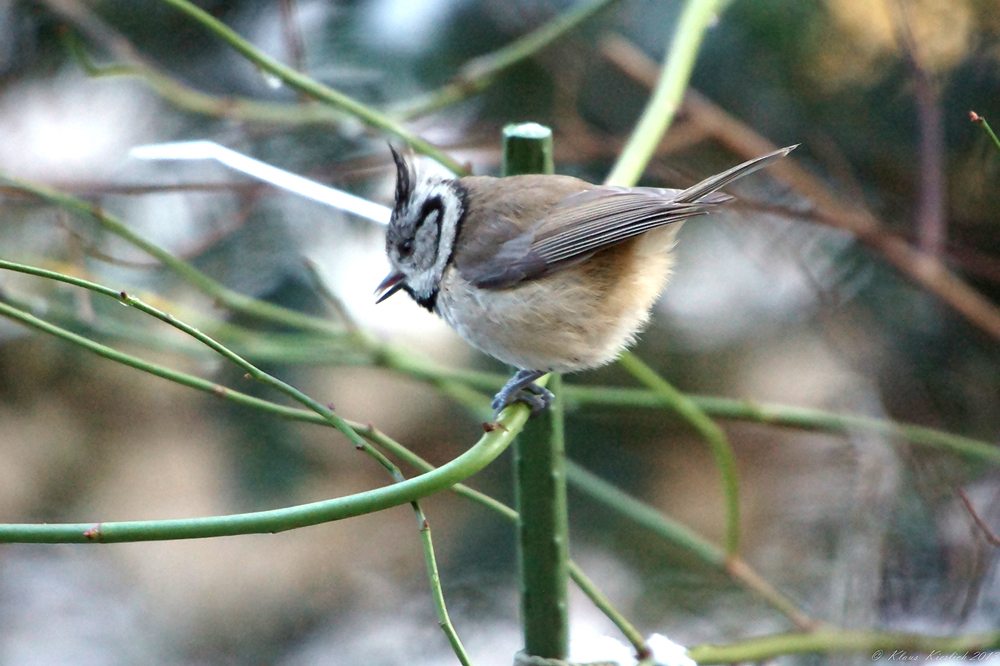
[617,352,743,556]
[0,420,514,542]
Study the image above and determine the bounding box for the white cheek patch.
[395,178,464,302]
[430,184,462,277]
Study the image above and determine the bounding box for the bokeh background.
[0,0,999,663]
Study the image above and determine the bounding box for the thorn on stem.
[482,421,507,433]
[211,385,228,398]
[243,373,251,380]
[83,524,104,541]
[327,402,335,411]
[971,110,984,124]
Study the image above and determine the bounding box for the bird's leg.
[492,369,553,419]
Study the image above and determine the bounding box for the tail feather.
[675,145,797,204]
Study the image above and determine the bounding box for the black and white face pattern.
[385,147,465,311]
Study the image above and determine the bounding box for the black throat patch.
[404,284,438,313]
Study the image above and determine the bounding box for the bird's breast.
[435,225,681,372]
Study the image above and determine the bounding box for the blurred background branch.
[600,33,1000,341]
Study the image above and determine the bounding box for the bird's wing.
[456,188,722,289]
[456,146,796,290]
[527,188,726,265]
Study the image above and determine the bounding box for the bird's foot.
[491,369,553,420]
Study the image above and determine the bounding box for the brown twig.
[725,557,825,632]
[278,0,307,75]
[278,0,310,105]
[956,487,1000,549]
[891,0,946,258]
[599,33,1000,341]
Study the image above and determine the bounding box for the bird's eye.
[399,239,414,258]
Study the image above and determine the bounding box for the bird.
[375,144,796,419]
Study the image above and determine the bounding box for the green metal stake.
[502,123,570,660]
[502,123,555,177]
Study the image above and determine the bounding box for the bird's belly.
[436,227,680,372]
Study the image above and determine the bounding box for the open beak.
[374,271,406,303]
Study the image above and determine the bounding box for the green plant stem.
[356,364,996,466]
[686,630,1000,664]
[419,508,474,666]
[361,424,519,522]
[396,0,626,119]
[157,0,466,175]
[565,462,816,631]
[0,262,487,666]
[564,386,1000,465]
[971,112,1000,153]
[617,351,742,556]
[0,280,508,532]
[604,0,723,186]
[567,460,720,564]
[566,560,651,659]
